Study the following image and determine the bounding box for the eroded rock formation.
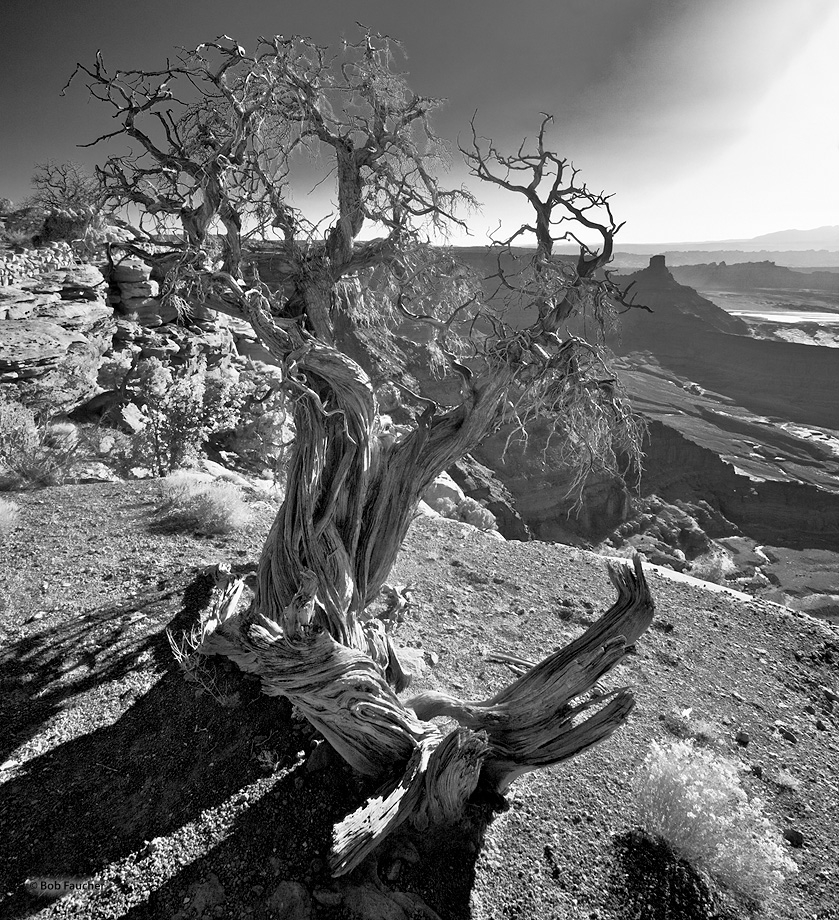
[0,255,113,414]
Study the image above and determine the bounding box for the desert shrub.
[689,549,735,585]
[456,496,497,531]
[36,206,96,245]
[44,421,80,451]
[0,394,84,489]
[130,357,208,475]
[0,497,20,534]
[634,739,797,904]
[427,495,497,531]
[127,355,286,477]
[96,347,138,392]
[0,227,34,247]
[0,205,46,244]
[433,497,457,519]
[660,707,725,750]
[157,471,250,534]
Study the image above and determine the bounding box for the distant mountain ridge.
[601,225,839,253]
[748,226,839,246]
[608,249,839,269]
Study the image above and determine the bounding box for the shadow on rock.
[609,830,743,920]
[0,573,310,919]
[111,744,494,920]
[0,571,215,764]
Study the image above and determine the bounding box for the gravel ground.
[1,481,837,919]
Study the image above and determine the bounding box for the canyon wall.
[613,259,839,431]
[642,420,839,551]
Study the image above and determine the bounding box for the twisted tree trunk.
[186,282,655,876]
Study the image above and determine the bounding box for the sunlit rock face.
[0,260,113,414]
[640,419,839,552]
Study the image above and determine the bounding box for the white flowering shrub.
[434,497,457,519]
[634,739,797,903]
[97,347,137,392]
[131,357,207,475]
[430,495,498,531]
[126,355,286,477]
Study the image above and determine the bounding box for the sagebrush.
[432,495,497,531]
[157,471,250,534]
[0,394,85,489]
[121,353,288,477]
[634,739,797,903]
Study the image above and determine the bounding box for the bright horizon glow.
[614,5,839,243]
[450,2,839,246]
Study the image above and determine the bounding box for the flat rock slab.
[0,319,90,378]
[40,265,106,288]
[4,300,112,329]
[0,286,59,304]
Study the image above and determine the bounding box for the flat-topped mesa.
[634,253,682,290]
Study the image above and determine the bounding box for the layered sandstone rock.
[0,259,113,413]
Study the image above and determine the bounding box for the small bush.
[434,497,457,519]
[428,494,498,531]
[126,356,286,478]
[158,472,250,534]
[0,227,34,247]
[37,207,96,245]
[456,496,497,531]
[634,739,797,904]
[0,497,20,534]
[689,549,735,585]
[0,395,85,489]
[130,358,207,475]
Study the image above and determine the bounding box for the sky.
[1,0,837,244]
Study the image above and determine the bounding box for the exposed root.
[407,555,654,790]
[175,556,654,877]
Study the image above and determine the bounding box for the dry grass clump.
[157,471,250,535]
[0,496,20,535]
[0,395,86,490]
[634,739,797,904]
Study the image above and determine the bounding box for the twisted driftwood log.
[195,556,653,875]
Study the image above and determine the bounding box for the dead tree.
[29,160,103,212]
[73,31,654,876]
